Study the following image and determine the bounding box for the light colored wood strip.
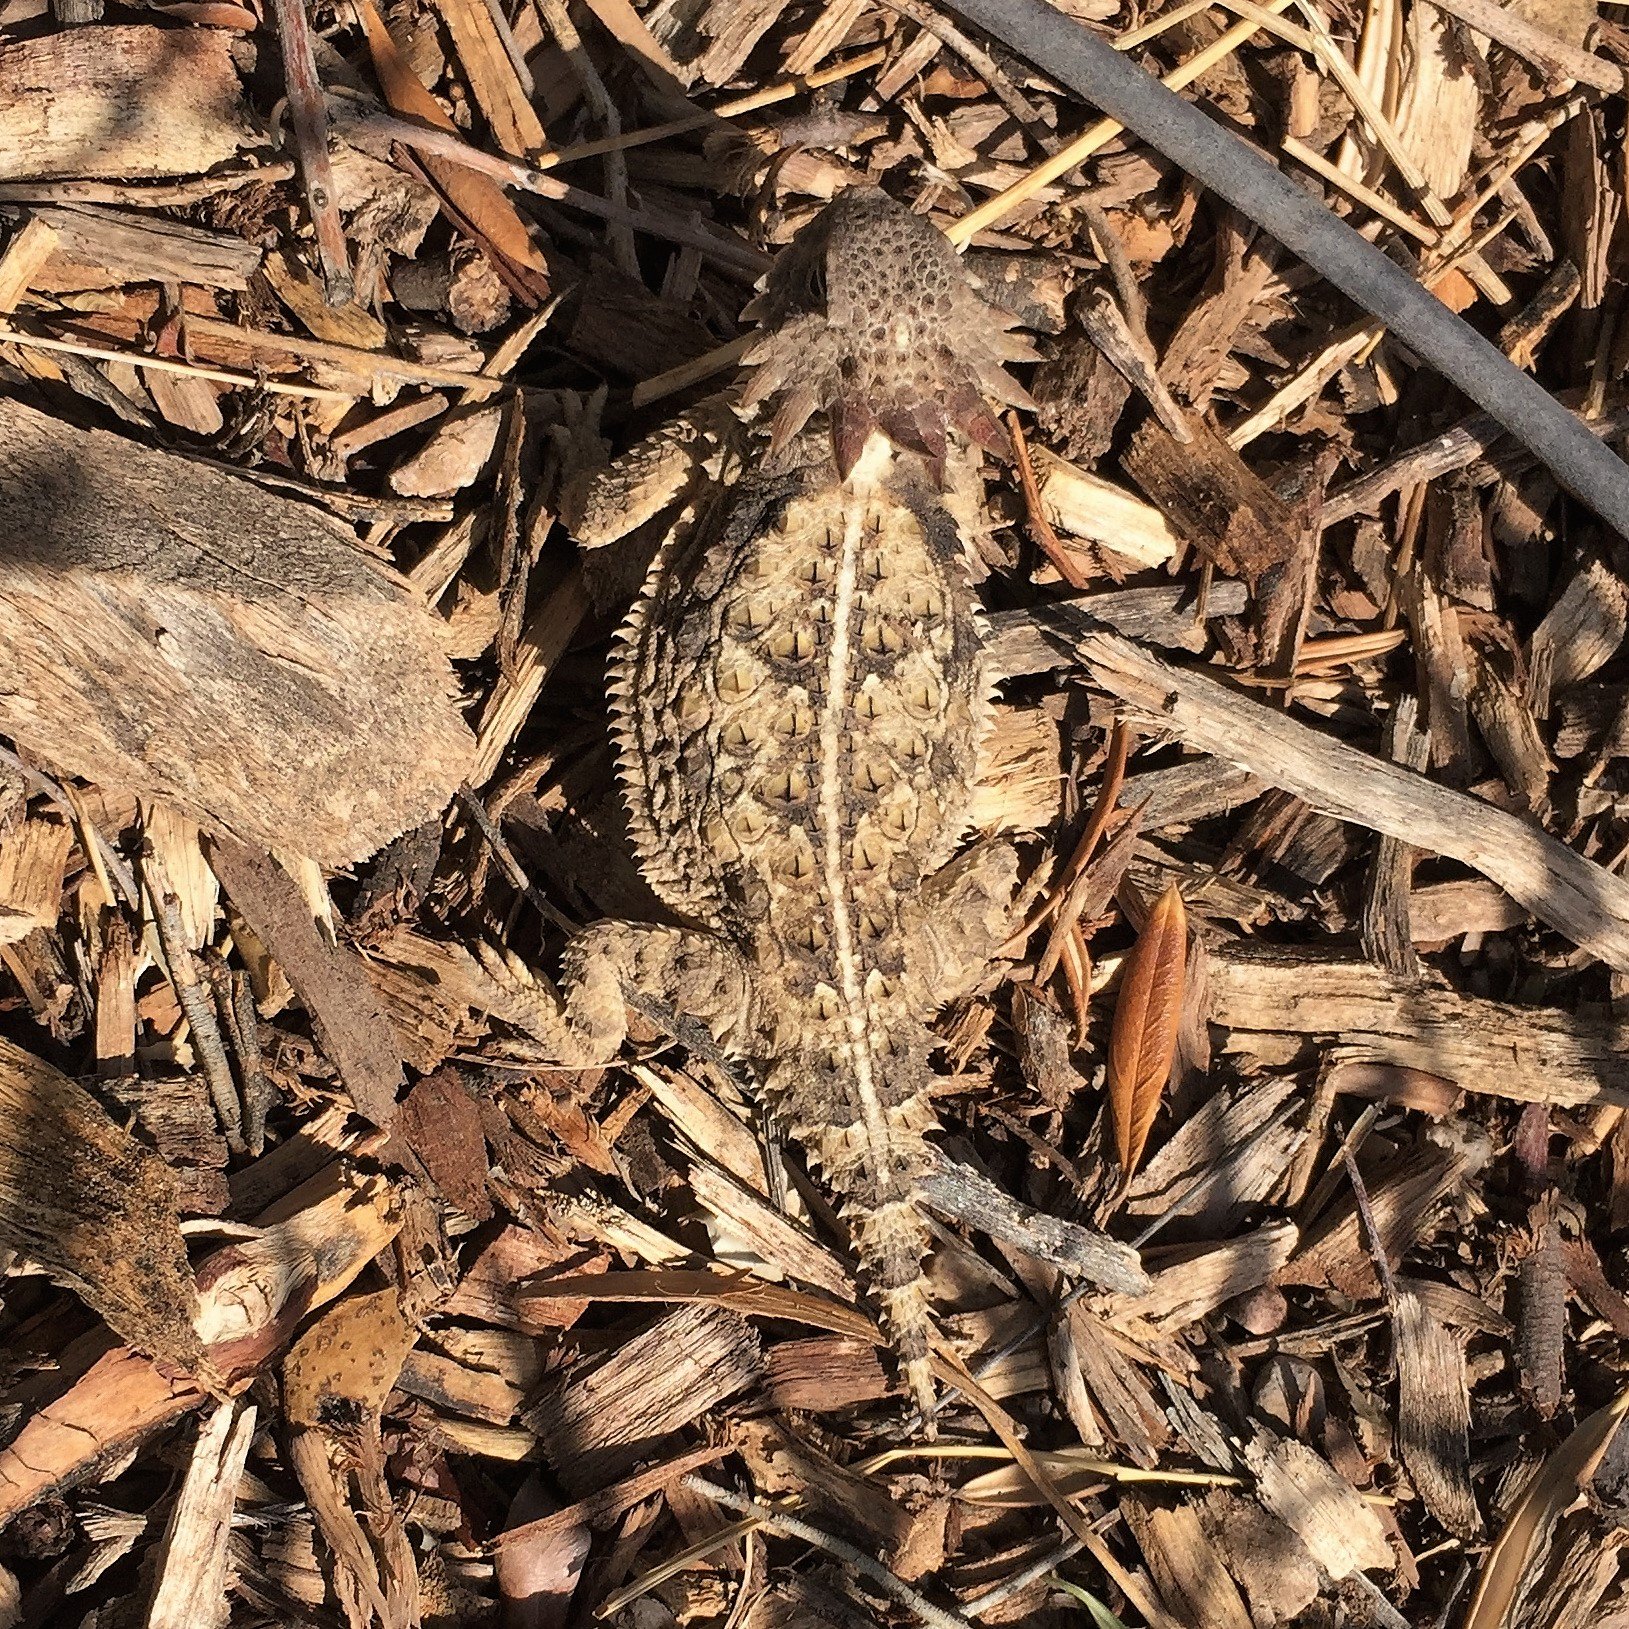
[146,1398,259,1629]
[0,215,59,313]
[1072,623,1629,969]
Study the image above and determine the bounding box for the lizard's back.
[609,189,1036,1408]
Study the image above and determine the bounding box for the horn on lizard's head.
[738,186,1039,479]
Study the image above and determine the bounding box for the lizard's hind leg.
[477,923,753,1066]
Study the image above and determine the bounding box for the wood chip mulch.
[2,0,1629,1624]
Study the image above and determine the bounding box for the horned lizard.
[523,188,1040,1413]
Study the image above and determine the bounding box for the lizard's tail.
[782,1060,943,1430]
[851,1195,938,1428]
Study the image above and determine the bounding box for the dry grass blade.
[517,1267,882,1343]
[1108,882,1188,1177]
[1033,717,1131,982]
[1462,1385,1629,1629]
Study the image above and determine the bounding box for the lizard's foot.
[471,923,752,1066]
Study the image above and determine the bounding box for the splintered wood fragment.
[0,162,295,208]
[1499,261,1583,370]
[1123,415,1299,591]
[1411,877,1529,939]
[1359,696,1428,976]
[1073,283,1192,442]
[398,1328,543,1427]
[1108,883,1187,1177]
[1121,1496,1252,1629]
[766,1337,896,1410]
[526,1304,764,1494]
[0,1035,200,1370]
[1208,944,1629,1105]
[146,1398,258,1629]
[1529,557,1628,713]
[493,1445,730,1552]
[0,1346,204,1527]
[395,1069,492,1220]
[985,583,1249,676]
[206,838,405,1129]
[1115,1219,1299,1330]
[1395,1284,1479,1539]
[1470,638,1552,811]
[919,1156,1149,1292]
[1072,623,1629,969]
[1287,1141,1480,1301]
[0,26,256,182]
[472,568,593,783]
[1243,1437,1393,1581]
[0,812,71,945]
[179,312,488,394]
[194,1165,401,1376]
[0,214,59,311]
[969,704,1062,834]
[1463,1386,1629,1629]
[0,400,472,866]
[26,202,263,294]
[1322,403,1629,529]
[738,1419,911,1551]
[261,249,384,347]
[687,1155,853,1298]
[690,1473,981,1629]
[389,401,504,496]
[354,0,552,303]
[434,0,547,156]
[1033,447,1180,569]
[1125,1077,1303,1229]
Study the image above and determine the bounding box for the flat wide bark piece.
[0,25,257,182]
[0,1035,200,1370]
[206,837,405,1127]
[0,400,473,865]
[1208,945,1629,1107]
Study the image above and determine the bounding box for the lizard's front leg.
[478,922,753,1066]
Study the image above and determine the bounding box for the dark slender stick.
[680,1475,977,1629]
[268,0,353,303]
[145,874,246,1156]
[343,108,772,275]
[943,0,1629,538]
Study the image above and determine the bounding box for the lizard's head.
[738,186,1039,480]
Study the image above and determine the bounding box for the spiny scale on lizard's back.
[606,189,1035,1413]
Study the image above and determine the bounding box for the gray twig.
[943,0,1629,537]
[143,865,246,1156]
[267,0,352,302]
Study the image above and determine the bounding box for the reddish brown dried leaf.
[1108,883,1187,1177]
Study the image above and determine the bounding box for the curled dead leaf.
[1108,882,1187,1177]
